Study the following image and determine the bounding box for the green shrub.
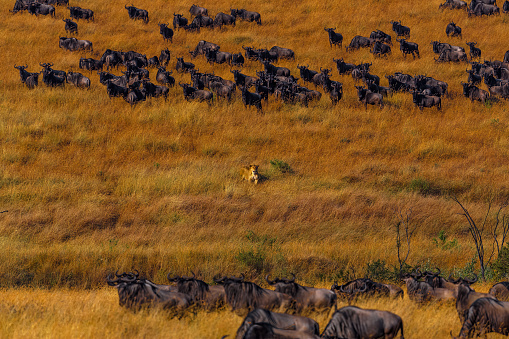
[270,159,292,174]
[432,230,458,250]
[493,245,509,279]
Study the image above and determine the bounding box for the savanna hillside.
[1,0,509,293]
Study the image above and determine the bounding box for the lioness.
[240,165,260,184]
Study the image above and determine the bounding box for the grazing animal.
[167,273,226,310]
[391,20,410,38]
[63,19,78,35]
[466,42,481,60]
[40,62,66,87]
[189,4,208,17]
[235,309,319,339]
[240,165,260,184]
[66,71,90,89]
[159,49,171,66]
[266,274,337,313]
[213,12,236,28]
[396,38,419,58]
[439,0,468,9]
[27,2,55,16]
[190,40,220,58]
[67,6,94,21]
[324,27,343,48]
[231,53,245,67]
[173,13,188,29]
[346,36,374,52]
[231,8,262,25]
[269,46,295,60]
[356,86,383,109]
[452,297,509,338]
[435,48,468,62]
[125,5,149,23]
[370,29,392,45]
[412,91,441,110]
[504,0,509,12]
[371,41,392,58]
[446,22,462,38]
[456,283,497,323]
[321,306,404,339]
[175,57,195,73]
[489,282,509,301]
[158,23,173,42]
[179,83,213,104]
[156,67,175,87]
[14,64,39,89]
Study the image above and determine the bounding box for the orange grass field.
[1,0,509,336]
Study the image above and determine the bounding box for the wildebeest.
[59,37,93,52]
[262,61,290,77]
[452,297,509,338]
[147,56,159,68]
[79,57,103,71]
[396,38,419,58]
[401,271,455,302]
[142,80,169,100]
[67,6,94,21]
[204,48,232,65]
[321,306,404,339]
[106,271,191,313]
[355,86,383,109]
[331,278,391,301]
[231,70,257,89]
[242,46,259,61]
[391,20,410,38]
[466,69,482,85]
[297,65,319,83]
[468,2,500,15]
[189,4,208,17]
[125,5,149,23]
[190,40,220,58]
[235,309,319,339]
[231,53,245,67]
[446,21,462,38]
[158,23,173,42]
[489,282,509,301]
[173,13,188,29]
[412,91,441,110]
[192,14,214,28]
[346,36,374,52]
[329,82,343,105]
[456,283,497,323]
[371,41,392,58]
[40,62,66,87]
[241,87,263,112]
[324,27,343,48]
[265,274,337,313]
[159,49,171,66]
[370,29,392,45]
[439,0,468,9]
[431,41,465,55]
[179,82,213,104]
[167,272,226,310]
[106,81,129,98]
[213,12,236,28]
[435,48,468,62]
[66,70,90,89]
[504,0,509,12]
[332,58,356,75]
[209,80,235,101]
[230,8,262,25]
[155,67,175,87]
[175,57,195,73]
[213,275,293,313]
[461,82,489,103]
[27,2,55,16]
[14,64,39,89]
[466,42,481,60]
[63,19,78,35]
[269,46,295,60]
[183,21,201,33]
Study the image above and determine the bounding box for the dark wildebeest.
[125,5,149,23]
[431,41,464,55]
[66,71,90,89]
[231,53,245,67]
[204,48,232,64]
[142,80,169,100]
[370,29,392,45]
[183,21,201,33]
[173,13,188,29]
[466,42,481,60]
[213,275,293,313]
[371,41,392,58]
[241,87,263,112]
[412,91,441,110]
[242,46,259,61]
[230,8,262,25]
[106,271,191,313]
[63,19,78,35]
[79,58,103,72]
[331,278,391,302]
[231,70,257,89]
[312,68,331,88]
[67,6,94,21]
[461,82,490,103]
[391,20,410,38]
[158,23,173,42]
[321,306,404,339]
[396,38,419,58]
[262,61,290,77]
[179,82,213,104]
[27,2,55,16]
[59,37,93,52]
[402,271,455,302]
[100,49,123,71]
[469,2,500,16]
[356,86,383,109]
[489,282,509,301]
[124,85,146,107]
[175,57,195,73]
[439,0,468,9]
[167,272,226,310]
[466,69,482,85]
[332,58,356,75]
[452,297,509,338]
[189,4,208,17]
[456,283,497,323]
[446,22,462,38]
[504,0,509,12]
[106,81,129,98]
[190,40,220,58]
[435,48,468,62]
[266,274,337,313]
[147,56,159,68]
[235,309,319,339]
[324,27,343,48]
[346,36,374,52]
[14,64,39,89]
[40,62,66,87]
[192,14,214,28]
[297,65,319,83]
[329,82,343,105]
[159,49,171,66]
[210,80,235,101]
[269,46,295,60]
[156,67,175,87]
[213,12,236,28]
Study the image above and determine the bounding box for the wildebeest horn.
[289,273,296,283]
[265,274,275,285]
[464,273,478,284]
[167,273,181,282]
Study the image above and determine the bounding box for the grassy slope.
[1,0,509,288]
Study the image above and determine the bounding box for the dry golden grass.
[2,0,509,335]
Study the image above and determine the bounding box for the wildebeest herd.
[10,0,509,111]
[107,268,509,338]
